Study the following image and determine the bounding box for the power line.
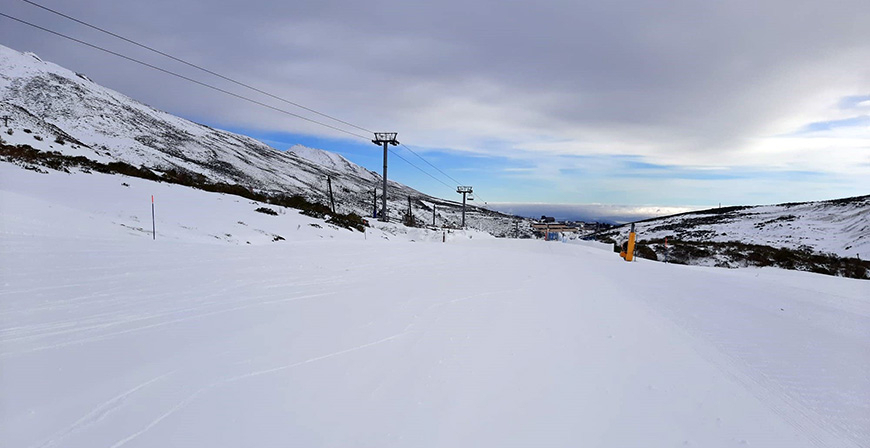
[0,12,371,141]
[17,0,479,197]
[397,144,488,203]
[18,0,374,135]
[389,149,454,189]
[400,144,488,203]
[399,143,463,186]
[390,143,486,202]
[1,11,480,199]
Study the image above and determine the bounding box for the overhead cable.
[3,9,479,198]
[0,12,371,140]
[19,0,374,135]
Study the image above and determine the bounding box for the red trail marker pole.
[664,237,668,263]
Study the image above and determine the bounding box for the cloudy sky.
[2,0,869,211]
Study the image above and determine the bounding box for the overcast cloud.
[1,0,868,204]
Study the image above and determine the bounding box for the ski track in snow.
[2,164,868,447]
[626,265,870,447]
[33,372,174,448]
[106,332,410,448]
[4,236,866,447]
[0,290,338,358]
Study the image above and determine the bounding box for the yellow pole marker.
[620,223,636,262]
[626,228,636,262]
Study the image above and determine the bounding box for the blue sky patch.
[797,115,870,133]
[838,95,870,110]
[196,119,842,207]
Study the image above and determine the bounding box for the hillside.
[0,43,524,236]
[591,197,870,278]
[2,154,868,448]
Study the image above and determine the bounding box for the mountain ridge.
[1,42,867,272]
[0,43,522,235]
[587,195,869,277]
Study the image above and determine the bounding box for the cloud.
[1,0,869,203]
[486,202,699,224]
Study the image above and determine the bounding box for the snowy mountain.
[0,43,523,235]
[591,196,869,277]
[2,41,865,273]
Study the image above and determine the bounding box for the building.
[531,222,579,241]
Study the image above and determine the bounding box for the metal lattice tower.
[372,132,399,222]
[456,186,473,228]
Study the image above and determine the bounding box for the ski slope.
[1,164,868,447]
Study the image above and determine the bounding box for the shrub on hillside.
[328,212,366,232]
[638,237,870,280]
[634,244,658,261]
[255,207,278,216]
[162,168,209,187]
[403,212,417,228]
[104,161,160,180]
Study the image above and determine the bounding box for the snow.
[599,200,870,259]
[288,144,377,182]
[2,162,868,447]
[1,42,522,236]
[566,238,615,252]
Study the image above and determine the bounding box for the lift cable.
[1,10,479,199]
[19,0,374,135]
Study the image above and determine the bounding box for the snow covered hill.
[589,196,869,277]
[0,43,522,235]
[288,144,378,181]
[2,152,868,448]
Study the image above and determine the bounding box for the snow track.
[631,264,870,447]
[2,166,868,447]
[35,372,173,448]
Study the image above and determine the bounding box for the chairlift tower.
[372,132,399,221]
[456,186,473,228]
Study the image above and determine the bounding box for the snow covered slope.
[2,156,868,448]
[0,43,521,235]
[288,144,378,181]
[593,196,869,265]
